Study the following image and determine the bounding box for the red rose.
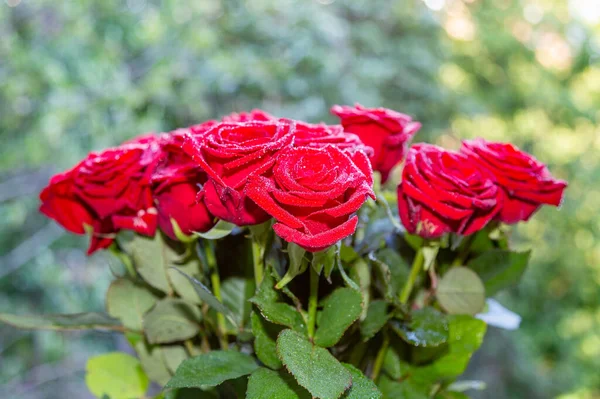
[397,144,501,239]
[460,138,567,224]
[152,132,215,239]
[331,103,421,183]
[246,146,375,252]
[292,121,375,186]
[221,109,276,122]
[182,120,295,226]
[40,140,161,254]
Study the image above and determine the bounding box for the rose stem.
[251,239,264,287]
[307,265,319,340]
[399,247,425,304]
[205,240,228,350]
[371,331,390,382]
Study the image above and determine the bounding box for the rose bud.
[331,103,421,183]
[246,146,375,252]
[460,138,567,224]
[397,144,501,239]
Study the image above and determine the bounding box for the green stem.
[371,332,389,382]
[205,241,228,350]
[307,266,319,340]
[251,239,264,287]
[399,248,425,304]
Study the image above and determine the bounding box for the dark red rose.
[292,121,375,186]
[331,103,421,183]
[182,120,295,226]
[152,132,215,239]
[40,139,161,254]
[246,146,375,252]
[460,138,567,224]
[221,109,276,122]
[397,144,501,239]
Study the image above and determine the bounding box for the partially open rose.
[397,144,501,238]
[460,138,567,224]
[246,146,375,252]
[40,140,161,254]
[331,103,421,183]
[182,120,295,226]
[152,132,215,239]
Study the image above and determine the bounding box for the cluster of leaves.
[1,191,533,399]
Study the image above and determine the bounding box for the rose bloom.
[331,103,421,183]
[152,132,215,239]
[460,138,567,224]
[182,120,295,226]
[292,121,375,186]
[40,139,161,254]
[397,144,501,238]
[246,145,375,252]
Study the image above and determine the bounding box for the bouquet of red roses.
[1,105,566,399]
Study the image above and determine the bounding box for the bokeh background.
[1,0,598,397]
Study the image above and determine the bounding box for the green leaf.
[166,351,258,389]
[377,375,429,399]
[160,388,219,399]
[341,363,382,399]
[193,219,236,240]
[437,267,486,315]
[221,277,254,331]
[0,312,123,332]
[106,278,158,331]
[276,243,307,289]
[468,249,531,295]
[360,300,390,341]
[123,232,177,294]
[143,298,201,344]
[349,258,370,320]
[412,315,487,381]
[171,267,237,326]
[161,345,189,374]
[246,368,311,399]
[370,249,409,299]
[382,349,411,380]
[314,288,363,347]
[276,329,352,399]
[85,352,149,399]
[251,312,283,369]
[135,341,172,385]
[392,307,449,347]
[167,257,204,305]
[250,273,306,333]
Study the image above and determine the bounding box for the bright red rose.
[152,133,215,239]
[460,138,567,224]
[246,146,375,252]
[397,144,501,239]
[292,121,375,186]
[182,120,295,226]
[221,109,276,122]
[331,103,421,183]
[40,139,161,254]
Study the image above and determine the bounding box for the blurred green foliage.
[0,0,598,398]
